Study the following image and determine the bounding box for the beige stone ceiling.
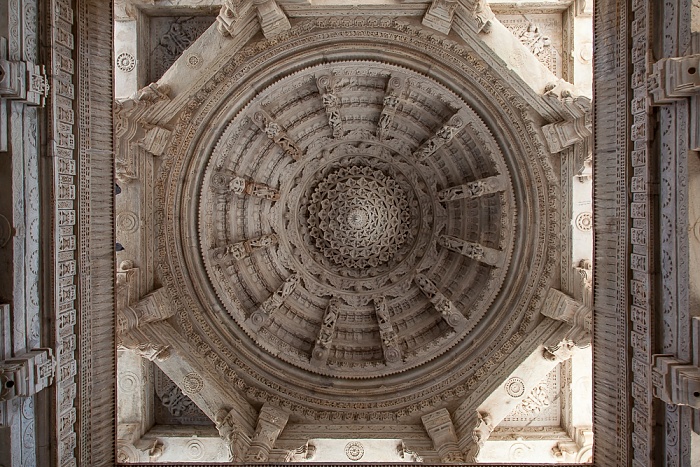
[154,19,560,423]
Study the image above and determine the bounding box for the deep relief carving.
[212,234,278,261]
[437,175,506,202]
[344,441,365,461]
[215,408,250,462]
[377,75,406,140]
[154,20,555,418]
[316,75,343,138]
[412,113,464,161]
[374,296,403,365]
[310,298,340,366]
[247,275,299,332]
[252,109,303,160]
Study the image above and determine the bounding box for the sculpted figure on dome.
[248,181,280,201]
[322,93,339,107]
[229,176,247,194]
[373,296,391,326]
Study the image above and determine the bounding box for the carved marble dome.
[156,19,558,422]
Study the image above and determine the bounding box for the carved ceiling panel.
[152,17,559,423]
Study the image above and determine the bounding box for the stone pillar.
[245,404,289,462]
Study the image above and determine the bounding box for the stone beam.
[412,112,465,161]
[245,404,290,462]
[310,298,340,367]
[423,0,459,35]
[252,108,303,160]
[437,175,506,202]
[316,75,343,138]
[374,296,403,366]
[438,235,505,267]
[211,234,278,262]
[247,274,299,333]
[119,320,258,436]
[414,274,467,331]
[377,75,406,140]
[421,408,464,463]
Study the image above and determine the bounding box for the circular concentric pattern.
[198,61,515,379]
[306,165,411,270]
[345,442,365,461]
[505,377,526,397]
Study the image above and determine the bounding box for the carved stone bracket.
[373,296,403,366]
[437,175,506,202]
[316,75,343,138]
[117,287,176,335]
[412,112,465,161]
[0,348,56,402]
[245,404,289,462]
[466,411,493,462]
[376,75,407,139]
[252,0,291,39]
[247,275,299,332]
[438,235,505,268]
[541,288,591,348]
[422,0,459,35]
[211,234,278,262]
[542,96,591,153]
[471,0,494,34]
[217,0,254,37]
[252,109,303,160]
[0,37,48,107]
[414,274,467,330]
[215,408,251,462]
[421,408,465,463]
[137,126,171,157]
[310,298,340,366]
[651,317,700,408]
[285,441,317,462]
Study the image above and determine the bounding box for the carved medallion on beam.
[373,296,402,366]
[247,274,299,332]
[414,273,466,330]
[253,109,303,161]
[438,235,505,267]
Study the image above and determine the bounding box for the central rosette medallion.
[306,165,412,270]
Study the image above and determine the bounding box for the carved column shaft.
[413,114,464,161]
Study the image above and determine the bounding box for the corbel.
[421,408,465,463]
[540,288,591,349]
[252,0,291,39]
[0,348,56,402]
[648,54,700,150]
[541,95,592,154]
[137,125,172,157]
[245,404,289,462]
[651,316,700,408]
[217,0,255,37]
[0,37,48,107]
[422,0,460,35]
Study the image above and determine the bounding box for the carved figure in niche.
[383,92,399,108]
[249,234,277,248]
[317,301,339,347]
[415,273,439,299]
[374,297,390,325]
[437,124,457,142]
[378,112,392,131]
[263,121,281,139]
[328,110,342,133]
[248,181,280,200]
[415,139,438,159]
[224,243,247,260]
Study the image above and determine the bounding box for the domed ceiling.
[155,17,558,422]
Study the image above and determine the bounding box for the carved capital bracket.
[465,411,493,462]
[0,348,56,402]
[470,0,495,34]
[438,234,505,268]
[541,288,591,348]
[115,83,172,183]
[422,0,460,35]
[316,75,343,138]
[651,317,700,408]
[252,109,303,160]
[137,126,171,157]
[421,408,465,463]
[377,75,407,140]
[217,0,254,37]
[414,273,467,330]
[285,441,317,462]
[247,275,299,332]
[211,234,278,262]
[0,56,48,107]
[552,427,593,463]
[252,0,291,39]
[210,169,280,200]
[245,404,289,462]
[215,408,252,462]
[118,287,176,336]
[412,111,465,161]
[373,296,403,366]
[310,298,340,366]
[437,174,506,202]
[542,99,591,155]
